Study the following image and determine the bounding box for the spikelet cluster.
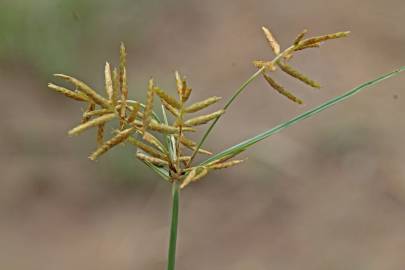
[49,43,242,188]
[49,26,349,189]
[254,27,349,103]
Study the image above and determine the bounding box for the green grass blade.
[167,181,180,270]
[187,66,266,165]
[142,160,170,181]
[162,105,176,160]
[201,67,405,165]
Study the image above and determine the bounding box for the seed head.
[48,83,89,102]
[184,109,225,126]
[154,87,182,109]
[136,152,169,166]
[89,127,136,160]
[54,74,111,109]
[143,78,155,131]
[299,31,350,47]
[69,113,116,136]
[128,137,167,160]
[262,73,303,104]
[293,29,308,45]
[184,96,222,113]
[104,62,114,101]
[277,61,320,89]
[208,159,245,170]
[262,26,280,55]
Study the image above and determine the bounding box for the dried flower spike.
[262,73,303,104]
[277,61,320,89]
[154,87,182,109]
[262,26,280,55]
[69,113,116,136]
[184,109,225,126]
[136,152,169,166]
[89,127,136,160]
[184,96,222,113]
[48,83,89,102]
[143,78,155,131]
[54,74,111,109]
[293,29,308,45]
[104,62,114,101]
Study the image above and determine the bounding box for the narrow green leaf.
[162,105,176,160]
[201,67,405,165]
[142,160,170,181]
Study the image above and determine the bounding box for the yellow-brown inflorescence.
[49,27,348,189]
[254,27,349,104]
[49,43,244,188]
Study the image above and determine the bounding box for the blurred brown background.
[1,0,405,269]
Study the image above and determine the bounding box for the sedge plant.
[49,26,405,270]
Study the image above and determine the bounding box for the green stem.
[186,66,265,165]
[167,181,180,270]
[187,44,302,166]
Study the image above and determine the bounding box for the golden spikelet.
[180,169,196,189]
[179,136,212,155]
[293,29,308,45]
[83,108,113,118]
[208,159,245,170]
[294,43,320,51]
[128,137,167,159]
[97,123,105,146]
[119,67,128,129]
[262,73,303,105]
[69,113,116,136]
[136,152,168,166]
[89,127,135,160]
[191,167,208,182]
[81,102,96,124]
[182,86,192,103]
[104,62,114,101]
[127,102,141,123]
[121,67,128,110]
[143,78,155,131]
[54,74,111,109]
[119,42,127,85]
[175,71,183,97]
[206,149,245,166]
[299,31,350,47]
[161,99,180,117]
[277,61,320,89]
[252,60,276,71]
[112,68,119,107]
[184,96,222,113]
[48,83,89,102]
[184,109,225,126]
[148,121,195,134]
[142,132,166,152]
[154,87,181,109]
[175,71,192,103]
[262,26,280,55]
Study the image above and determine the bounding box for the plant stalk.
[187,43,298,166]
[186,66,265,166]
[167,181,180,270]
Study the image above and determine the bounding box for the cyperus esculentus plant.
[49,26,404,270]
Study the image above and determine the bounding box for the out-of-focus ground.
[1,0,405,269]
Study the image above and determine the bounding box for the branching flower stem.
[187,43,300,166]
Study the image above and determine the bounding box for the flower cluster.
[49,27,349,188]
[254,27,349,104]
